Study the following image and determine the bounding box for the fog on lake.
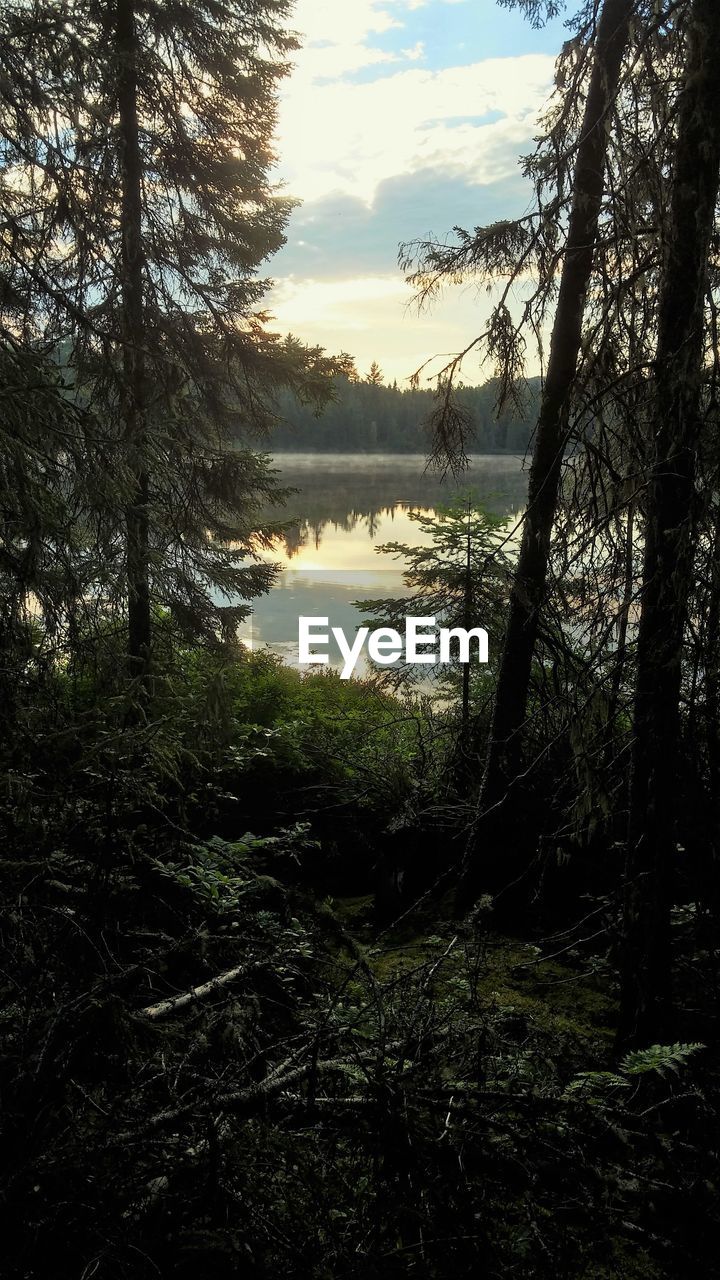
[237,453,528,674]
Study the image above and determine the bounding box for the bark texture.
[116,0,151,675]
[618,0,720,1048]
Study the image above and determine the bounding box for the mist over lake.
[267,451,528,569]
[241,452,528,670]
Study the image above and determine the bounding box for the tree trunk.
[704,500,720,854]
[461,505,472,737]
[458,0,634,906]
[116,0,150,678]
[618,0,720,1048]
[452,506,473,790]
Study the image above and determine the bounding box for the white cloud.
[277,52,555,204]
[268,2,554,375]
[271,274,408,333]
[287,0,403,82]
[288,0,451,48]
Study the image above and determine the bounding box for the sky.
[268,0,570,386]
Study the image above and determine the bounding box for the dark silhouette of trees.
[402,0,720,1052]
[618,0,720,1048]
[273,374,540,453]
[459,0,634,902]
[115,0,151,677]
[0,0,343,675]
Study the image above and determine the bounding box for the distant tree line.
[271,373,541,454]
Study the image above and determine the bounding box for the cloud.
[288,0,463,55]
[268,270,477,381]
[273,166,530,279]
[268,262,540,387]
[277,51,555,205]
[271,274,409,331]
[286,0,405,83]
[267,1,557,379]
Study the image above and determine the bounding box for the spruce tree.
[619,0,720,1047]
[460,0,634,902]
[0,0,343,677]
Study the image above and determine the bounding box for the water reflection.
[241,452,528,675]
[265,453,528,569]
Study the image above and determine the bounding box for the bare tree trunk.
[116,0,151,678]
[459,0,634,906]
[452,505,473,791]
[695,499,720,935]
[618,0,720,1048]
[607,501,635,733]
[461,504,472,737]
[705,501,720,845]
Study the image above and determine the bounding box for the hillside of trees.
[272,373,541,453]
[3,1,720,1278]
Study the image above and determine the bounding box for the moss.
[329,894,375,929]
[333,903,616,1056]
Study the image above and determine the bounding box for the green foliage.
[567,1041,705,1099]
[1,619,430,841]
[160,829,314,912]
[355,495,512,702]
[4,830,716,1280]
[193,648,430,814]
[620,1041,705,1077]
[0,605,718,1279]
[273,372,540,453]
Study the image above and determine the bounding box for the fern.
[565,1070,629,1097]
[566,1042,704,1101]
[620,1042,705,1078]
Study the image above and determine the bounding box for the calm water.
[238,452,528,673]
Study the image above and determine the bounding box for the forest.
[271,373,540,453]
[2,0,720,1277]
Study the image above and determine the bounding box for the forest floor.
[3,839,716,1279]
[336,893,616,1056]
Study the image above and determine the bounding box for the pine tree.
[0,0,344,678]
[618,0,720,1047]
[0,341,110,729]
[458,0,635,903]
[401,0,661,904]
[356,497,512,727]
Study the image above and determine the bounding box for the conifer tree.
[357,498,512,727]
[401,0,673,903]
[618,0,720,1047]
[460,0,634,901]
[0,0,344,676]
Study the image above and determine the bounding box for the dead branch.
[138,960,264,1020]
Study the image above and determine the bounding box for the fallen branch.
[113,1058,372,1141]
[138,960,264,1020]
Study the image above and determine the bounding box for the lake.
[239,452,528,675]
